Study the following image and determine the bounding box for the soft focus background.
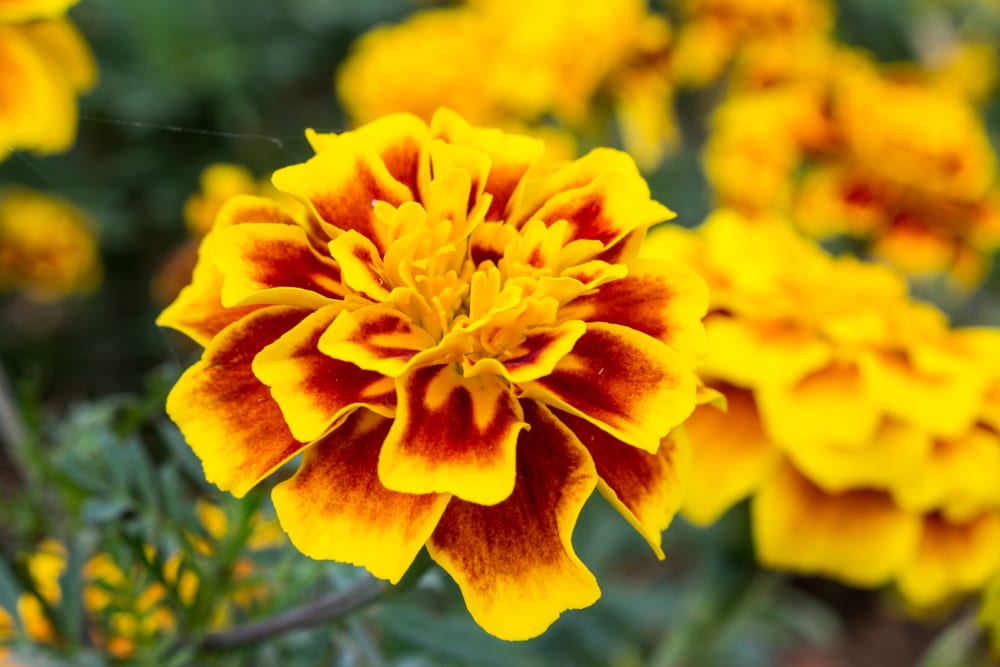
[2,0,1000,665]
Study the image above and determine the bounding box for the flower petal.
[553,408,689,558]
[274,117,422,255]
[252,305,397,443]
[783,419,932,494]
[427,401,599,641]
[702,315,832,388]
[502,321,586,383]
[327,229,392,301]
[165,307,312,496]
[272,409,449,584]
[429,107,545,221]
[317,304,438,377]
[156,196,299,345]
[757,362,882,450]
[561,258,708,359]
[519,322,696,452]
[513,148,673,246]
[896,512,1000,609]
[682,386,779,526]
[752,461,920,586]
[206,222,346,309]
[379,364,526,505]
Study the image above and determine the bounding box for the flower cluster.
[336,0,677,170]
[670,0,833,87]
[0,504,281,661]
[159,108,707,640]
[0,0,96,162]
[644,210,1000,610]
[704,31,1000,286]
[0,186,100,301]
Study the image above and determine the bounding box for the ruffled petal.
[757,362,882,450]
[379,364,526,505]
[553,408,689,558]
[317,304,438,377]
[0,0,78,22]
[274,116,423,255]
[896,512,1000,609]
[702,316,832,388]
[272,409,450,584]
[252,305,396,443]
[561,258,708,359]
[165,307,311,496]
[327,229,392,301]
[891,426,1000,520]
[156,196,299,345]
[427,401,599,641]
[429,108,545,221]
[501,321,586,383]
[682,386,779,526]
[20,18,96,93]
[513,149,673,246]
[752,461,921,586]
[205,222,346,309]
[783,419,932,494]
[519,322,696,452]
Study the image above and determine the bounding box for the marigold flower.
[0,187,100,301]
[160,108,707,639]
[337,0,678,170]
[0,3,96,161]
[644,210,1000,608]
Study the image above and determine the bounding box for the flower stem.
[200,574,388,651]
[0,359,26,492]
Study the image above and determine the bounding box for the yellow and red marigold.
[644,210,1000,610]
[159,108,707,640]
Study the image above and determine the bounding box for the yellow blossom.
[159,108,707,640]
[0,187,100,301]
[0,4,96,161]
[644,210,1000,609]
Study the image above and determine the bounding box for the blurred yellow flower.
[672,0,833,86]
[160,108,707,640]
[0,187,100,301]
[0,0,95,161]
[644,210,1000,608]
[337,0,678,170]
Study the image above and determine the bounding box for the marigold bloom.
[337,0,678,170]
[0,187,100,301]
[160,109,707,639]
[0,1,96,161]
[644,210,1000,608]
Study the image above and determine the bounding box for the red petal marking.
[252,305,397,443]
[158,195,305,346]
[328,230,392,301]
[512,149,671,245]
[379,364,526,505]
[520,323,695,452]
[428,107,544,221]
[562,258,708,357]
[503,321,587,383]
[318,305,437,377]
[157,248,260,347]
[208,223,346,308]
[553,409,688,559]
[272,133,417,255]
[272,409,449,584]
[165,306,311,496]
[427,400,599,641]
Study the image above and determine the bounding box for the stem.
[200,574,388,651]
[915,608,983,667]
[0,359,26,491]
